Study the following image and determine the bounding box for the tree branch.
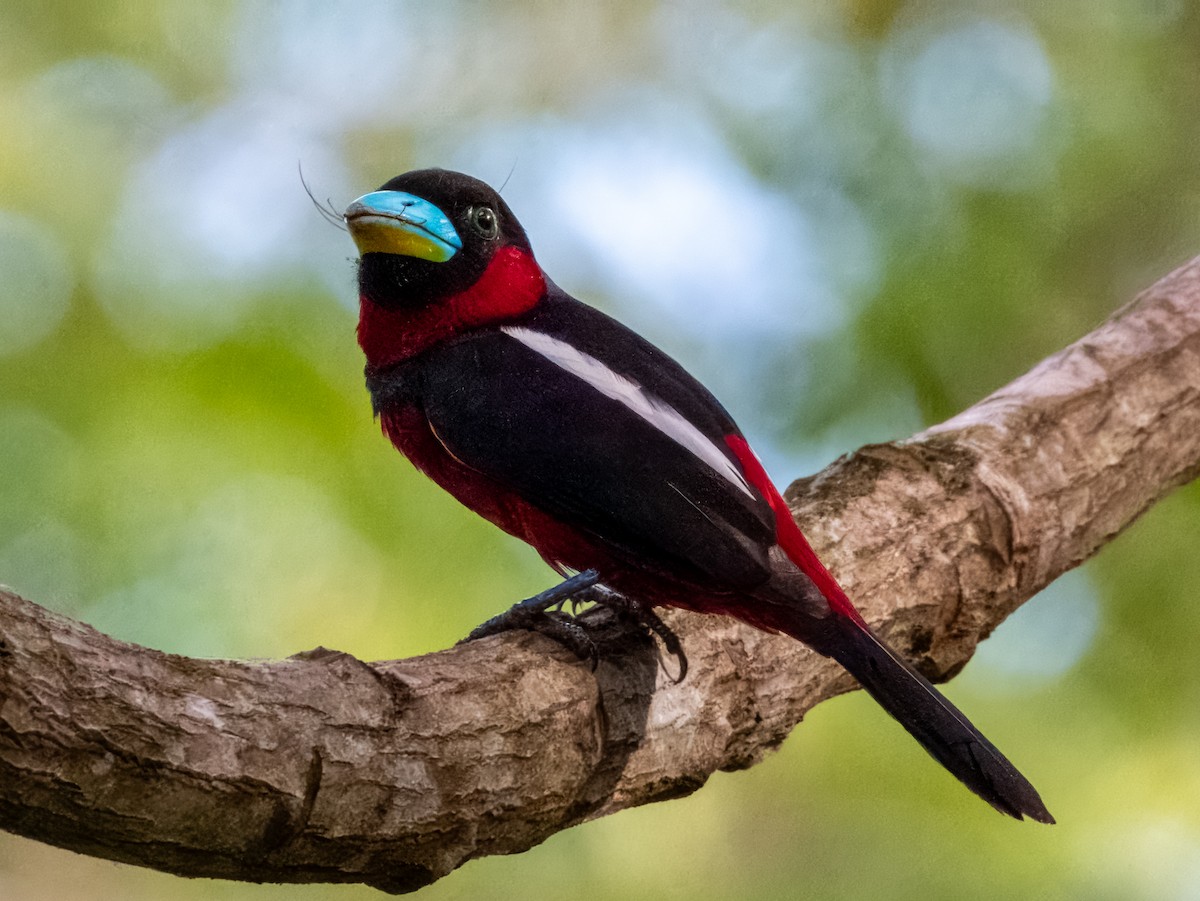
[2,256,1199,893]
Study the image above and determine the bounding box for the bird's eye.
[469,206,499,239]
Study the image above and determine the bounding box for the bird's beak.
[344,191,462,262]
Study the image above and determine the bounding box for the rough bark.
[2,256,1199,894]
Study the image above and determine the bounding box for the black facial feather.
[357,168,531,309]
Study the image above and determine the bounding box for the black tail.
[821,614,1054,823]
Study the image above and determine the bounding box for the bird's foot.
[460,569,688,680]
[461,570,602,664]
[571,583,688,681]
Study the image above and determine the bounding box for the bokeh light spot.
[0,211,74,356]
[91,474,385,658]
[887,18,1055,186]
[968,568,1099,684]
[91,105,348,351]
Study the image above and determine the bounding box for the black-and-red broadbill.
[343,168,1053,823]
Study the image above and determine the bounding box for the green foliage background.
[2,2,1200,899]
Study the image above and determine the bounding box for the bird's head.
[345,168,533,310]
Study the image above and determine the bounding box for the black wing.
[416,297,777,590]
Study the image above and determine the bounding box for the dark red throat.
[358,245,547,369]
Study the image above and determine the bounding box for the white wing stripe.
[501,326,755,498]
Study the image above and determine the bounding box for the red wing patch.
[724,434,865,625]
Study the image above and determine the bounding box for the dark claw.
[460,570,600,666]
[577,585,688,682]
[463,569,599,642]
[460,568,688,680]
[633,604,688,682]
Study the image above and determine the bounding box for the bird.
[342,167,1053,824]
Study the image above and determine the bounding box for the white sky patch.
[88,3,438,352]
[228,0,425,130]
[91,101,352,350]
[963,568,1099,685]
[446,103,862,346]
[883,17,1057,189]
[549,136,844,340]
[502,326,754,499]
